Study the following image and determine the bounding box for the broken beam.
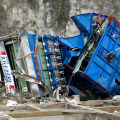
[8,110,63,118]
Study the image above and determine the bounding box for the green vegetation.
[20,92,29,99]
[82,90,101,101]
[30,101,39,104]
[31,21,37,27]
[31,0,47,27]
[0,100,3,105]
[94,104,103,107]
[43,0,47,3]
[48,1,63,32]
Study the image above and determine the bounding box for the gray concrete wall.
[0,0,120,37]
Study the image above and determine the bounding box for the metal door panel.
[97,71,110,88]
[85,22,120,93]
[93,56,113,75]
[87,62,101,81]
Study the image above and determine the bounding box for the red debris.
[96,15,100,20]
[89,14,92,18]
[108,14,114,24]
[100,17,105,22]
[117,22,120,28]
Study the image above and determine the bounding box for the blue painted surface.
[43,35,65,90]
[24,13,111,96]
[59,13,103,65]
[63,51,79,64]
[59,34,84,49]
[26,34,38,78]
[36,52,45,83]
[59,34,85,64]
[58,13,108,95]
[27,34,45,93]
[85,20,120,96]
[71,13,108,35]
[69,86,79,95]
[65,64,107,96]
[71,13,93,34]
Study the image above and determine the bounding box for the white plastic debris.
[6,100,18,106]
[64,97,77,106]
[114,111,119,113]
[112,95,120,100]
[72,95,81,104]
[53,86,61,101]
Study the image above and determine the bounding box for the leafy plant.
[20,92,29,99]
[43,0,47,3]
[31,101,38,104]
[48,0,63,32]
[31,21,37,27]
[82,90,101,101]
[94,104,103,107]
[0,100,3,105]
[31,0,48,27]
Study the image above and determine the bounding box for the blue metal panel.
[59,34,84,49]
[85,20,120,96]
[71,13,93,34]
[59,44,68,60]
[59,34,85,64]
[36,52,45,83]
[71,12,108,37]
[26,34,38,79]
[26,34,45,93]
[69,86,80,95]
[65,64,107,95]
[63,51,79,64]
[43,35,66,90]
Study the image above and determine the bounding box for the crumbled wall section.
[0,0,120,37]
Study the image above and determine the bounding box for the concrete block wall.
[0,0,120,37]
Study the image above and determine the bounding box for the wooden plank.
[11,71,53,96]
[80,100,120,106]
[8,110,63,118]
[27,104,43,111]
[0,116,11,120]
[0,105,27,111]
[12,105,27,110]
[7,107,120,120]
[62,110,97,114]
[81,100,104,106]
[0,112,14,120]
[69,104,120,120]
[16,52,34,60]
[94,106,120,112]
[34,102,65,109]
[103,100,120,106]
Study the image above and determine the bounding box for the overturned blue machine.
[3,13,120,98]
[42,13,120,98]
[58,13,120,98]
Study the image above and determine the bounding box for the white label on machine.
[1,51,15,91]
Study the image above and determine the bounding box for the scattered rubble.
[1,12,120,119]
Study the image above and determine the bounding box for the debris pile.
[0,13,120,105]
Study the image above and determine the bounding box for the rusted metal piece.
[15,52,34,60]
[34,43,41,55]
[11,71,52,96]
[34,56,42,81]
